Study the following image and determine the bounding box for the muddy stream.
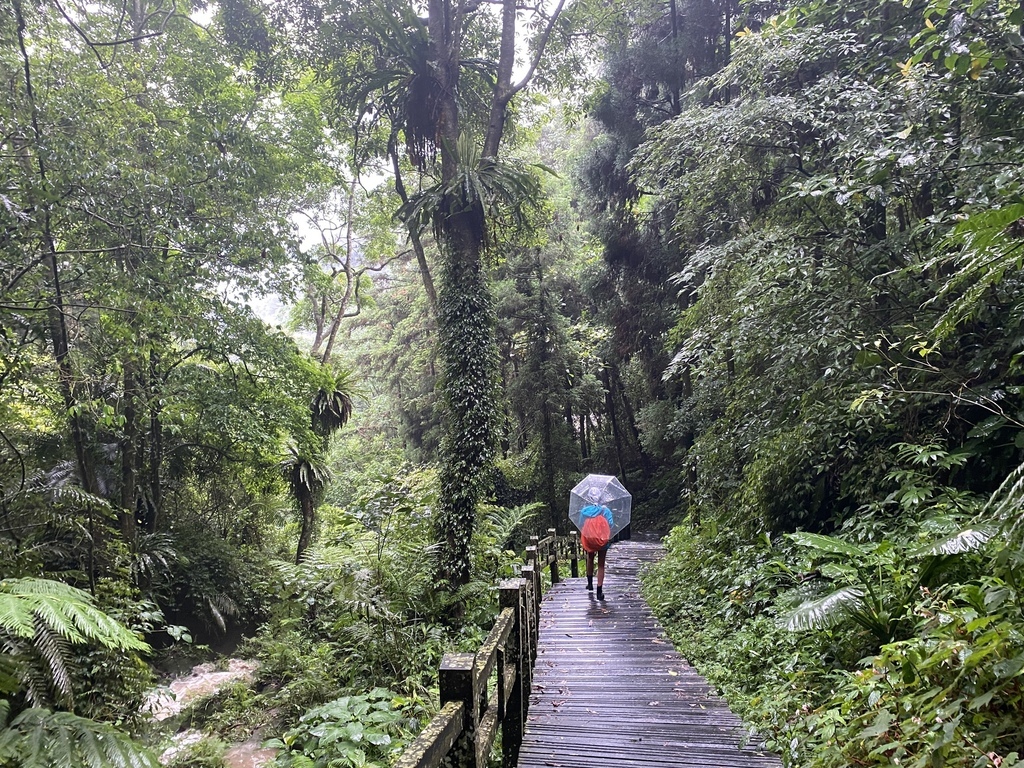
[144,659,277,767]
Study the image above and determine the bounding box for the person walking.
[579,493,613,600]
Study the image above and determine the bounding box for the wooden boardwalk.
[518,539,781,768]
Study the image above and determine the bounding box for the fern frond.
[478,502,541,550]
[339,621,376,649]
[14,642,51,708]
[3,707,158,768]
[47,486,114,511]
[785,587,866,632]
[205,594,238,633]
[127,533,179,585]
[46,713,72,768]
[0,579,149,705]
[32,623,72,708]
[444,577,493,611]
[987,460,1024,541]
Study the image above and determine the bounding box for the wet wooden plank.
[517,539,781,768]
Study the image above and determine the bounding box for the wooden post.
[570,532,579,578]
[547,528,560,584]
[440,653,478,768]
[499,579,525,767]
[525,544,539,599]
[521,563,539,663]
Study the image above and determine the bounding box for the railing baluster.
[499,578,526,767]
[394,531,566,768]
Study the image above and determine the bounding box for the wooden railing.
[394,528,578,768]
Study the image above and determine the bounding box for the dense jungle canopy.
[2,0,1024,765]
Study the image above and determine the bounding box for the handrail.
[393,528,578,768]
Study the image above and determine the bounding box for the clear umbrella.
[568,474,631,539]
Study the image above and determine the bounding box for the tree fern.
[0,579,148,705]
[30,625,72,708]
[0,580,148,651]
[0,703,158,768]
[123,533,178,588]
[929,203,1024,339]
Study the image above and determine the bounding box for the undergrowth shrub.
[163,735,228,768]
[267,688,422,768]
[645,446,1024,768]
[805,576,1024,768]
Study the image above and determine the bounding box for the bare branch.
[509,0,569,97]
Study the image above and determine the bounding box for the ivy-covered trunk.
[434,208,496,589]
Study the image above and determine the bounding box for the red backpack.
[581,514,611,553]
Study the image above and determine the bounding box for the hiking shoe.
[596,586,605,600]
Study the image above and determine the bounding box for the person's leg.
[596,548,608,599]
[585,551,594,590]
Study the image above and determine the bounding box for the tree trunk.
[430,0,494,591]
[434,209,494,589]
[295,487,316,564]
[426,0,565,590]
[609,363,653,474]
[119,363,139,544]
[146,348,163,534]
[601,368,627,480]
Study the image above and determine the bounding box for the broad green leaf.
[911,526,996,556]
[787,532,868,558]
[786,587,866,632]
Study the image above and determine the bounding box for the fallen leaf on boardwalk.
[651,638,665,644]
[668,670,678,676]
[551,700,567,708]
[565,633,573,637]
[586,709,597,715]
[648,701,660,706]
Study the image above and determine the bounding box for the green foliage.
[783,526,972,647]
[164,736,228,768]
[268,689,415,768]
[0,701,158,768]
[399,135,546,247]
[804,577,1024,768]
[647,446,1024,768]
[0,579,148,709]
[614,0,1024,537]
